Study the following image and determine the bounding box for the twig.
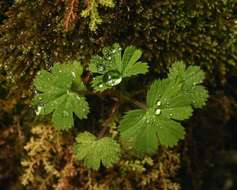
[76,89,147,109]
[98,103,119,138]
[64,0,78,31]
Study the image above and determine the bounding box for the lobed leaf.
[74,132,121,170]
[119,61,208,156]
[89,43,149,92]
[119,108,186,155]
[33,61,89,130]
[123,61,149,77]
[168,61,208,108]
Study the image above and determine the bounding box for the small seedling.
[33,44,208,170]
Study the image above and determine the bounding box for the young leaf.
[119,109,160,155]
[119,79,189,156]
[119,61,209,156]
[168,61,209,108]
[89,43,149,92]
[51,93,89,130]
[74,132,121,170]
[33,61,89,130]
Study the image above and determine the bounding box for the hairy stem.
[76,89,147,110]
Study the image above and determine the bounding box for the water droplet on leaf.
[96,64,105,72]
[155,109,161,115]
[72,72,76,78]
[157,101,161,106]
[103,70,122,87]
[36,106,42,115]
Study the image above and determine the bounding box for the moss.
[21,124,74,189]
[0,0,236,104]
[19,123,181,190]
[81,0,115,31]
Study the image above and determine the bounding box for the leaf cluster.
[89,43,149,91]
[74,132,121,170]
[33,61,89,130]
[33,44,208,170]
[119,61,208,155]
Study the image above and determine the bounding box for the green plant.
[81,0,115,31]
[119,61,209,156]
[33,61,89,130]
[33,43,208,170]
[74,132,121,170]
[89,43,149,92]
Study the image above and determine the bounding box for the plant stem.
[119,93,147,110]
[98,103,119,138]
[77,89,147,109]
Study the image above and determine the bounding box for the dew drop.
[156,101,161,106]
[169,113,173,117]
[72,72,76,78]
[103,70,122,87]
[99,84,103,88]
[107,78,122,86]
[155,109,161,115]
[96,64,105,72]
[36,106,42,115]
